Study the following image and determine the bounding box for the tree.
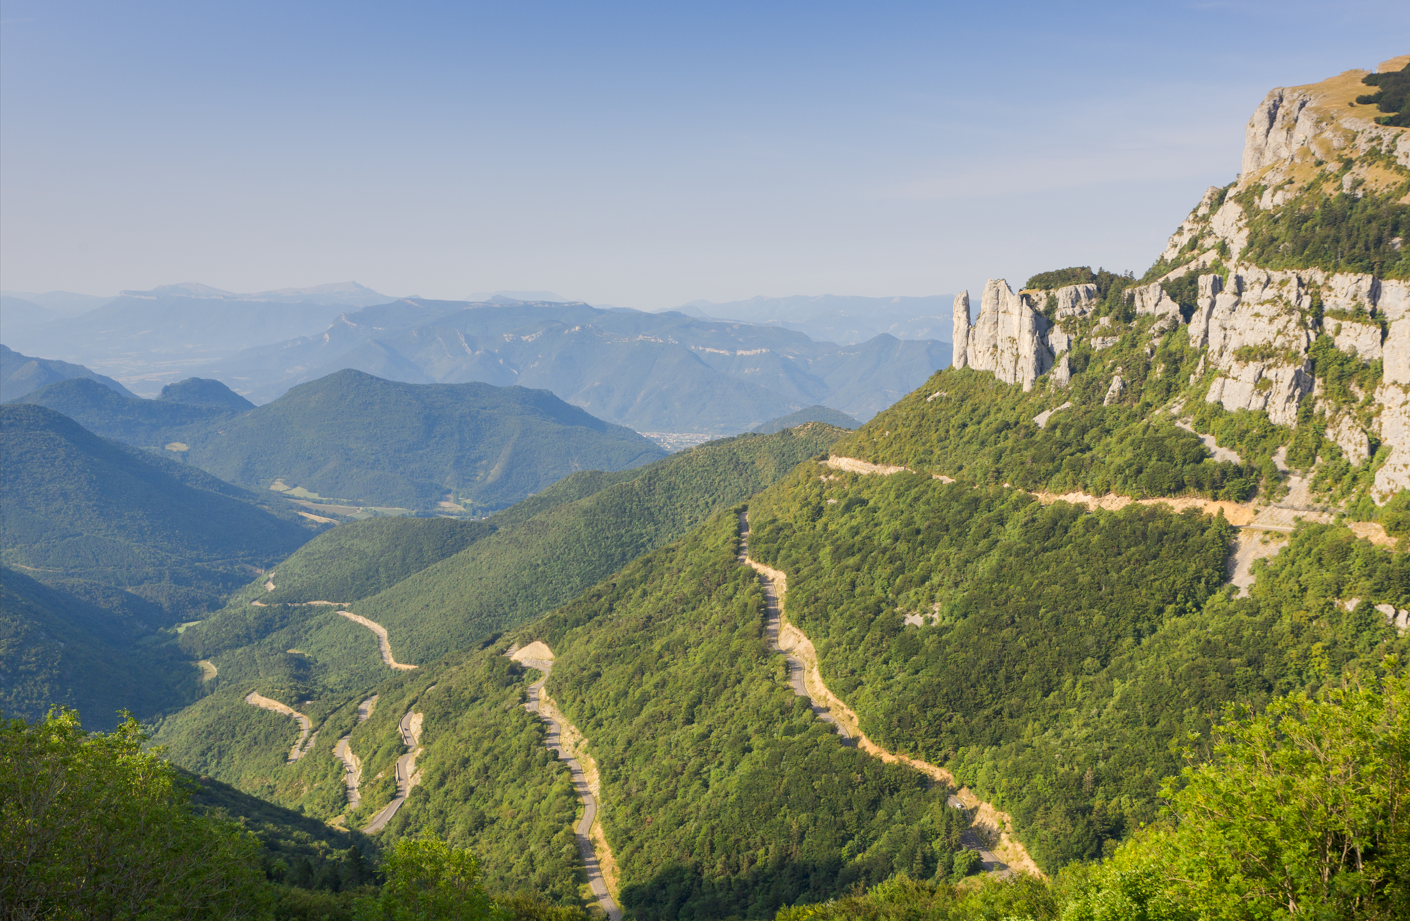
[1064,666,1410,920]
[354,836,501,921]
[0,708,268,920]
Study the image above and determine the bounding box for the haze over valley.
[3,4,1409,919]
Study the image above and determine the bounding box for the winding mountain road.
[333,695,379,811]
[362,708,424,834]
[738,511,851,741]
[244,692,315,762]
[336,611,417,670]
[510,643,622,921]
[738,510,1040,879]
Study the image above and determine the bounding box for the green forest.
[746,462,1409,870]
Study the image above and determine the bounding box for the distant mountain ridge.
[1,344,136,403]
[675,293,955,345]
[190,299,951,433]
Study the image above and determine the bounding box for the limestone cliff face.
[948,54,1410,503]
[952,281,1053,391]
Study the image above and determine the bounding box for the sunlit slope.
[742,455,1408,870]
[356,425,846,663]
[180,425,845,690]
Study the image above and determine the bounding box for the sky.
[2,1,1407,310]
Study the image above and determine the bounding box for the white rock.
[1051,353,1071,389]
[1330,318,1383,362]
[1103,375,1124,406]
[1385,319,1410,385]
[1242,87,1318,176]
[1129,281,1182,319]
[1376,280,1410,322]
[1324,273,1380,315]
[1326,413,1369,466]
[1209,200,1249,261]
[1374,385,1410,500]
[1033,401,1073,429]
[966,279,1052,392]
[952,291,971,369]
[1051,284,1099,319]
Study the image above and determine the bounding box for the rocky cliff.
[951,55,1410,502]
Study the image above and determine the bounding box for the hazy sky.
[2,1,1406,309]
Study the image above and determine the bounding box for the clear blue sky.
[2,1,1406,309]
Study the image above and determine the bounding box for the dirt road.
[337,611,417,670]
[737,511,851,741]
[738,510,1042,878]
[333,695,379,811]
[509,643,623,921]
[362,708,424,834]
[244,692,314,762]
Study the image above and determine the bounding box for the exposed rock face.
[1327,413,1370,466]
[1050,284,1099,319]
[1330,318,1383,362]
[1128,282,1181,319]
[958,280,1052,391]
[951,292,971,370]
[1242,86,1319,176]
[950,57,1410,504]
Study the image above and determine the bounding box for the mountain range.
[16,370,668,513]
[185,299,950,433]
[673,294,955,345]
[9,55,1410,921]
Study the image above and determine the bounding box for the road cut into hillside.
[333,695,379,811]
[244,692,315,762]
[738,510,1044,880]
[337,611,417,670]
[363,707,424,834]
[508,642,623,921]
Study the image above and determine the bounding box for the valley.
[6,52,1410,921]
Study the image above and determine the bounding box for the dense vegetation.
[3,709,595,920]
[16,376,248,445]
[1359,61,1410,128]
[539,510,973,918]
[0,403,313,623]
[0,343,136,403]
[837,367,1258,501]
[752,406,857,434]
[0,566,197,730]
[748,464,1410,871]
[179,426,846,687]
[181,370,667,512]
[772,671,1409,920]
[1238,185,1410,280]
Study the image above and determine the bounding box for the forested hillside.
[0,567,197,729]
[0,404,313,623]
[157,425,846,813]
[180,370,667,512]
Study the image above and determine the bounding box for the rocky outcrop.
[949,58,1410,504]
[1128,282,1181,319]
[952,292,972,370]
[1329,317,1383,361]
[956,280,1052,392]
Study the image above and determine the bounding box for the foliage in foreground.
[0,708,268,920]
[775,670,1410,920]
